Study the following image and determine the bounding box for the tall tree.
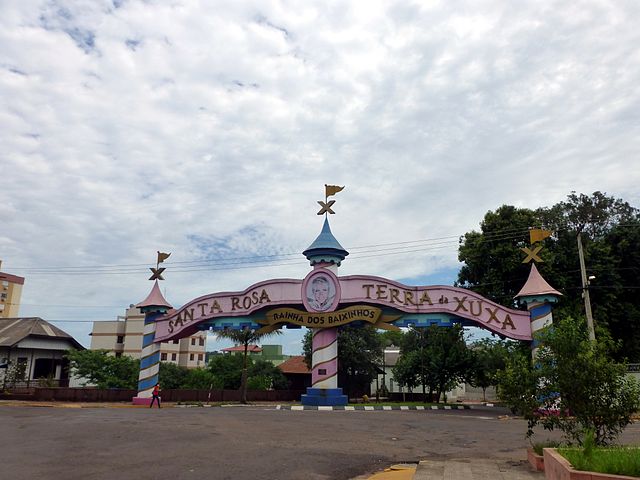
[215,328,281,403]
[467,339,510,402]
[457,192,640,360]
[424,325,472,402]
[248,359,289,390]
[66,350,139,389]
[208,353,246,389]
[456,204,539,305]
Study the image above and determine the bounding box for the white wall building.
[0,317,84,388]
[90,306,207,368]
[371,346,496,402]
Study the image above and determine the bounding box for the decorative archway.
[132,189,560,406]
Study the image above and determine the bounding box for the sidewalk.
[362,458,541,480]
[411,458,541,479]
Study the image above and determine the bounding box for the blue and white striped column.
[136,310,162,399]
[132,279,171,405]
[527,301,554,360]
[515,264,562,361]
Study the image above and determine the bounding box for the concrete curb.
[277,404,472,411]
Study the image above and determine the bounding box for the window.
[116,335,124,344]
[0,293,7,300]
[171,353,177,361]
[191,338,196,346]
[198,354,203,361]
[173,340,178,344]
[190,354,194,361]
[161,353,167,361]
[199,337,205,346]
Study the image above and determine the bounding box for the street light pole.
[577,231,596,341]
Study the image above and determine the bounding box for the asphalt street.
[1,405,638,480]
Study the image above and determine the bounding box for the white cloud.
[1,0,639,353]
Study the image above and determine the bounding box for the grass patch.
[558,447,640,477]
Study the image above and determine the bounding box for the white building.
[371,346,495,402]
[0,317,84,388]
[90,306,207,368]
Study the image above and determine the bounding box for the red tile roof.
[278,356,311,374]
[222,345,262,353]
[0,272,25,285]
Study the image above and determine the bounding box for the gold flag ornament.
[325,184,345,198]
[529,229,552,244]
[157,251,171,264]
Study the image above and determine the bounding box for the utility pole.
[577,231,596,341]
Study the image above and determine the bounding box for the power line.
[8,236,524,275]
[7,222,638,276]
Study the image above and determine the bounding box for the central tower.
[300,186,349,406]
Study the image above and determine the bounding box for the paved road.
[1,404,638,480]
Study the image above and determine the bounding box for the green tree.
[183,368,220,390]
[424,325,472,402]
[467,339,510,402]
[208,353,247,390]
[158,362,190,389]
[457,191,640,360]
[498,316,640,446]
[379,330,404,348]
[457,204,538,304]
[214,328,282,403]
[303,326,384,398]
[249,359,289,390]
[391,351,421,398]
[395,327,437,401]
[66,350,139,389]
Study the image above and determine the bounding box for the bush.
[246,375,271,391]
[497,316,640,446]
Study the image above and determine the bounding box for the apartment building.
[90,306,207,368]
[0,260,25,318]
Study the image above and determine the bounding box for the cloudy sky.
[2,0,639,354]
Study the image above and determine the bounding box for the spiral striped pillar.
[301,218,349,406]
[136,311,162,399]
[527,301,554,360]
[311,328,338,388]
[132,280,172,405]
[515,264,562,361]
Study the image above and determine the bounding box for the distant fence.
[0,387,306,402]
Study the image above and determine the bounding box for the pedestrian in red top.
[150,383,161,408]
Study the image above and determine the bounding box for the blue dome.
[302,217,349,266]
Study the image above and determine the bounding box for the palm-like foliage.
[215,328,281,403]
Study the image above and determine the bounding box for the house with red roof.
[277,355,311,390]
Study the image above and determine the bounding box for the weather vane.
[521,228,551,263]
[317,184,344,215]
[149,251,171,280]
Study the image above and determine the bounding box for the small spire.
[136,280,172,311]
[303,217,349,266]
[515,264,562,298]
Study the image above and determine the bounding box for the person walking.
[150,383,161,408]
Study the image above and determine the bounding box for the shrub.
[497,316,640,446]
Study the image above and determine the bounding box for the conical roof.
[136,280,173,310]
[302,217,349,266]
[515,263,562,298]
